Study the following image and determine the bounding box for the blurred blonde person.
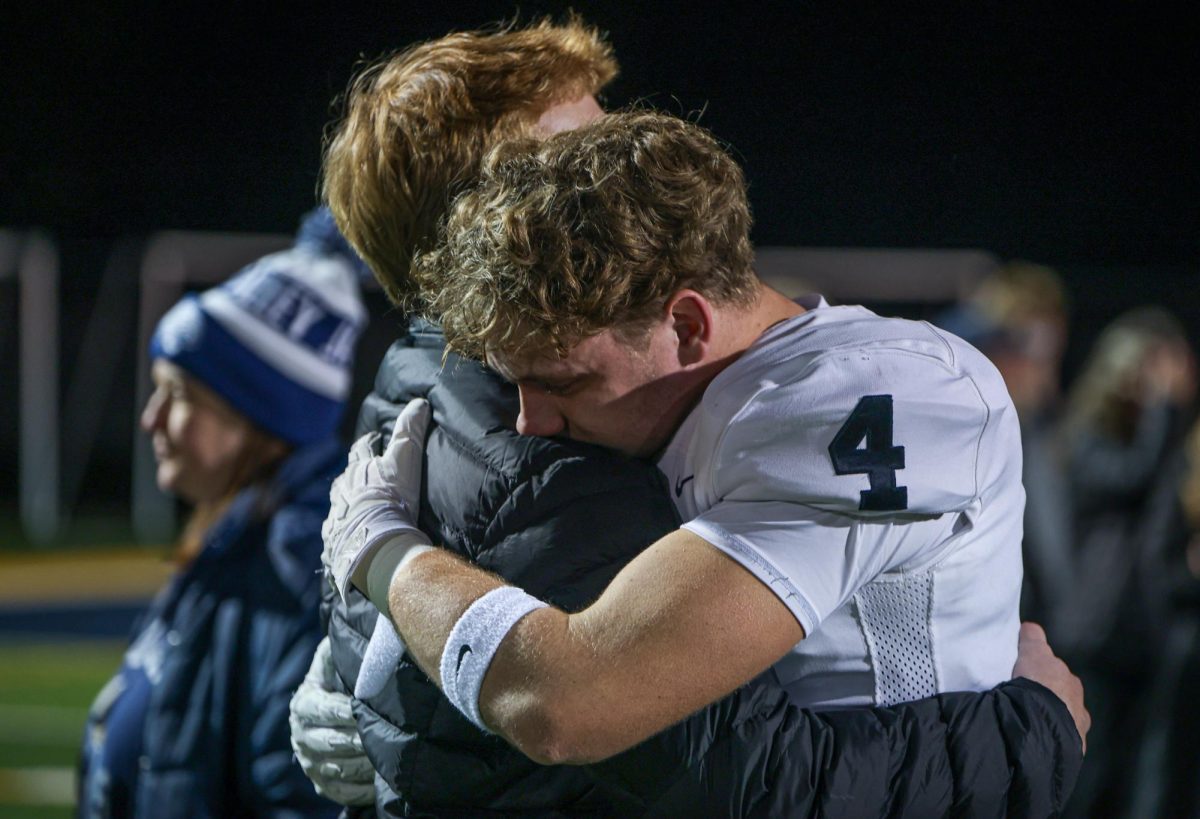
[1060,306,1196,819]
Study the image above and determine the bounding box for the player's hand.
[322,398,432,601]
[1012,622,1090,753]
[289,637,376,806]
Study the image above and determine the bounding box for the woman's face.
[140,360,253,503]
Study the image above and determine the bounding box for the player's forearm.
[383,548,591,763]
[384,548,696,765]
[475,604,688,765]
[384,548,504,684]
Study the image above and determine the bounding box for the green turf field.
[0,640,124,817]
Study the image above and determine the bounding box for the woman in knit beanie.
[78,208,366,818]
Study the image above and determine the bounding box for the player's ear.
[666,290,713,367]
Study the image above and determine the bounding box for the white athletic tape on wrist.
[439,586,549,733]
[355,541,435,700]
[362,535,434,613]
[342,514,430,601]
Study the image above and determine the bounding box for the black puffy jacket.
[324,322,1082,817]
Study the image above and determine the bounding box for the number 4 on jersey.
[828,394,908,511]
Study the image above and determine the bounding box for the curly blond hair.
[321,17,618,305]
[415,111,758,361]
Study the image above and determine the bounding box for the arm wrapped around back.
[320,321,1082,817]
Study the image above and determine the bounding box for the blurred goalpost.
[2,230,60,544]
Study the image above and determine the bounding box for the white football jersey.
[656,296,1024,707]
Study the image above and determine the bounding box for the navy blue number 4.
[828,394,908,511]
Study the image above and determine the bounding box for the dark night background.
[1,1,1197,523]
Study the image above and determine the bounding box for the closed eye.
[538,375,589,397]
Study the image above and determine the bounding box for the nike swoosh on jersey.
[675,474,695,497]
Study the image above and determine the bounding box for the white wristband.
[439,586,549,733]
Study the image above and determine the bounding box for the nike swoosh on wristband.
[456,643,473,673]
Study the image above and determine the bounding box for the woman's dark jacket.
[79,438,345,818]
[1059,401,1186,669]
[326,322,1083,818]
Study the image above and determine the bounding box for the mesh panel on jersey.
[854,572,937,705]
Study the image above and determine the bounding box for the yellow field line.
[0,548,173,604]
[0,767,74,806]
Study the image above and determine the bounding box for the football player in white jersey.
[322,110,1085,763]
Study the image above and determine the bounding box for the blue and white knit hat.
[150,208,368,445]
